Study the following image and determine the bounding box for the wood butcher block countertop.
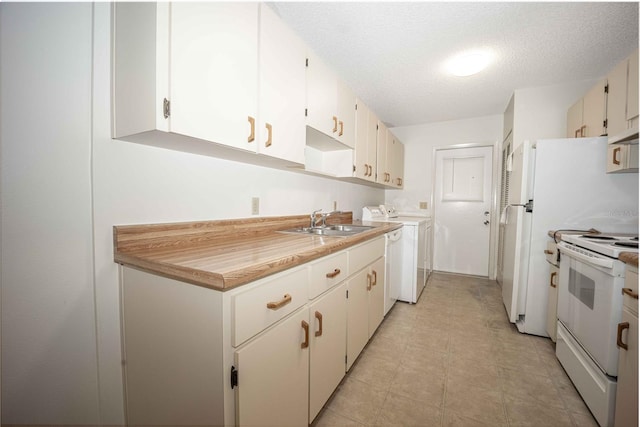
[114,212,402,291]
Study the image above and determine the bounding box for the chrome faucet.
[320,210,342,227]
[310,209,342,228]
[310,209,323,228]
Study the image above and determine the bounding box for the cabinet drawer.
[349,237,384,274]
[607,143,639,173]
[232,267,308,347]
[545,240,559,266]
[309,251,349,299]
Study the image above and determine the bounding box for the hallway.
[312,272,598,426]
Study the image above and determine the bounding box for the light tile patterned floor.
[311,272,599,427]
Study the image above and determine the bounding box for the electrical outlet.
[419,201,428,209]
[251,197,259,215]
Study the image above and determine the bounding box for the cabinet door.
[112,2,169,138]
[393,139,404,188]
[368,257,385,338]
[567,98,583,138]
[376,122,389,185]
[235,307,309,426]
[545,264,559,342]
[258,5,306,164]
[582,79,607,137]
[170,3,258,151]
[346,268,370,370]
[354,100,377,181]
[607,57,629,138]
[306,50,338,138]
[309,282,347,422]
[336,78,356,148]
[354,100,371,180]
[615,307,638,427]
[627,49,639,122]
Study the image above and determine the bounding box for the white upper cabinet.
[626,49,639,124]
[354,100,378,182]
[170,2,258,152]
[112,2,306,166]
[305,50,356,149]
[376,121,389,185]
[392,136,405,188]
[566,79,607,138]
[607,57,629,138]
[112,2,167,138]
[258,5,306,164]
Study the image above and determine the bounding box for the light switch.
[251,197,259,215]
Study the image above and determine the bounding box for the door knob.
[484,211,490,216]
[483,220,490,225]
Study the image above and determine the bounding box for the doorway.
[432,145,495,277]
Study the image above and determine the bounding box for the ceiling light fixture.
[446,51,491,77]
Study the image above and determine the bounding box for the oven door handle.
[558,243,614,269]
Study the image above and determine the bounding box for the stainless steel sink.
[278,224,375,237]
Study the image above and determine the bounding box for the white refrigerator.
[499,137,638,336]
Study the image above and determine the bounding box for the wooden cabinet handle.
[265,123,272,147]
[372,270,377,286]
[549,271,557,288]
[332,116,338,133]
[617,321,630,350]
[339,120,344,136]
[314,311,323,337]
[366,273,372,291]
[326,268,341,279]
[580,125,586,137]
[613,147,621,165]
[266,293,291,310]
[622,287,639,299]
[544,250,553,255]
[248,116,255,143]
[301,320,309,349]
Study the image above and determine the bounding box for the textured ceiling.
[269,2,639,128]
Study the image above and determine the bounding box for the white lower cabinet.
[614,265,638,427]
[309,282,347,422]
[346,238,386,370]
[235,307,310,426]
[545,264,559,342]
[120,236,385,426]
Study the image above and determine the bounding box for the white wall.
[386,114,504,211]
[1,3,100,423]
[1,4,385,424]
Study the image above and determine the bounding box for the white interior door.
[434,146,493,276]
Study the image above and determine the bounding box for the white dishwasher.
[364,205,431,304]
[385,228,403,315]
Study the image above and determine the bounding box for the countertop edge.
[115,220,402,291]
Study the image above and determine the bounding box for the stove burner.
[583,235,616,240]
[613,241,639,248]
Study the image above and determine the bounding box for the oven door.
[557,242,625,376]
